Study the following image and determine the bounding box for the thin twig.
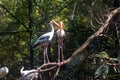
[53,67,60,79]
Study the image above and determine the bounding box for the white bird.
[52,20,65,64]
[20,66,38,80]
[20,66,36,76]
[0,66,9,79]
[33,21,55,64]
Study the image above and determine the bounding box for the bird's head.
[49,21,54,27]
[52,20,64,34]
[50,21,53,24]
[52,20,60,28]
[59,21,64,35]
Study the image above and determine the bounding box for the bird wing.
[39,34,50,41]
[0,68,4,78]
[37,34,50,43]
[0,67,8,78]
[33,34,50,48]
[22,71,38,80]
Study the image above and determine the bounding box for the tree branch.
[70,7,120,59]
[30,7,120,80]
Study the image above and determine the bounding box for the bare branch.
[71,2,77,20]
[90,19,96,31]
[86,6,104,31]
[70,7,120,60]
[95,11,104,24]
[53,67,60,79]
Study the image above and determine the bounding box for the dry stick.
[53,67,60,79]
[31,7,120,80]
[40,66,57,72]
[49,72,52,80]
[31,63,58,80]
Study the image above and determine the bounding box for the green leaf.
[95,51,109,59]
[95,63,109,78]
[67,54,84,68]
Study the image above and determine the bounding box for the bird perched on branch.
[33,21,55,64]
[0,65,9,80]
[52,20,65,64]
[20,66,38,80]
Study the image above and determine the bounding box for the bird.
[33,21,55,64]
[20,66,36,76]
[20,66,38,80]
[52,20,65,64]
[0,65,9,80]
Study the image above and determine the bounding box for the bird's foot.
[58,60,61,66]
[62,60,65,64]
[43,62,47,65]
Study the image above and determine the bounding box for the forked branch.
[30,7,120,80]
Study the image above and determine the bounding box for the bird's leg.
[58,44,60,64]
[61,44,64,62]
[43,44,46,64]
[45,43,50,63]
[60,39,64,63]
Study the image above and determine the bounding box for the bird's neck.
[4,67,9,73]
[20,66,24,73]
[51,25,54,32]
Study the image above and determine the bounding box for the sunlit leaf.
[95,51,109,59]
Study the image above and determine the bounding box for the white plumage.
[33,21,54,48]
[0,66,9,78]
[56,28,65,39]
[33,21,55,64]
[56,26,65,42]
[20,66,36,76]
[20,66,38,80]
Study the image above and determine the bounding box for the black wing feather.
[33,35,50,48]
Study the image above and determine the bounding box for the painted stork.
[0,66,9,80]
[20,66,38,80]
[52,20,65,64]
[33,21,54,64]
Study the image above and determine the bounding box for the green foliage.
[0,0,119,79]
[95,62,109,79]
[67,54,84,68]
[95,51,109,59]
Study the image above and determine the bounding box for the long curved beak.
[60,21,63,29]
[52,20,61,28]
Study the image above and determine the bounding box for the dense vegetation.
[0,0,119,79]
